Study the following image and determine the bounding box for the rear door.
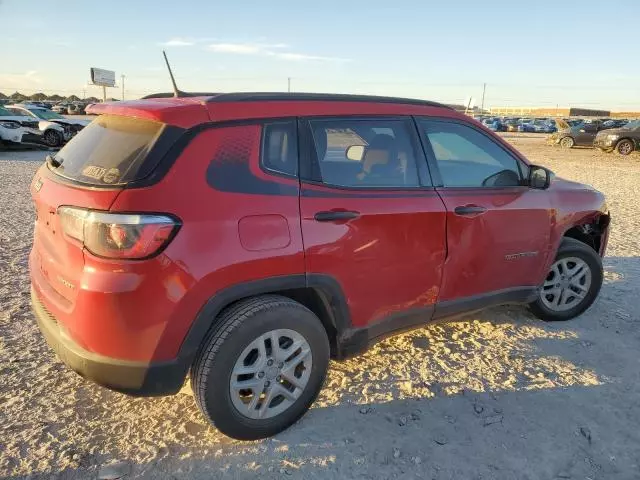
[575,123,598,146]
[298,116,447,330]
[417,118,552,307]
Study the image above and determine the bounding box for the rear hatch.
[554,119,571,132]
[31,114,182,308]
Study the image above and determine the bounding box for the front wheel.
[616,139,634,155]
[43,129,62,148]
[190,295,330,440]
[529,238,603,321]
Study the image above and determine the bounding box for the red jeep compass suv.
[30,93,610,439]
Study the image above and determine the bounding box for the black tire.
[616,139,634,156]
[43,129,62,148]
[529,238,603,321]
[559,136,575,148]
[190,295,330,440]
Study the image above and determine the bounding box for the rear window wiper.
[46,154,62,168]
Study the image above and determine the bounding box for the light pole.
[121,75,126,101]
[481,83,487,112]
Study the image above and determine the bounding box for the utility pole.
[287,77,291,93]
[121,74,126,101]
[481,82,487,112]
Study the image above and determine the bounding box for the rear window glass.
[51,115,165,185]
[262,121,298,176]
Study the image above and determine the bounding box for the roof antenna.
[163,50,183,97]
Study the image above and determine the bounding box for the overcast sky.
[2,0,639,109]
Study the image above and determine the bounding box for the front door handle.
[454,205,487,216]
[314,210,360,222]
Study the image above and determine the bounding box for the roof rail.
[206,92,451,108]
[139,91,451,108]
[141,92,221,99]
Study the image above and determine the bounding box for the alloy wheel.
[560,137,574,148]
[229,329,312,420]
[618,140,633,155]
[540,257,592,312]
[44,130,60,147]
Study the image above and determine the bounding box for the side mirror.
[529,165,551,189]
[346,145,365,161]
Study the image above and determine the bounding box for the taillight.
[58,207,180,259]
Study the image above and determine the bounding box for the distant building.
[488,106,639,118]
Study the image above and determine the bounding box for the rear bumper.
[31,287,188,396]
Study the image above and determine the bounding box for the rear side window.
[51,115,170,186]
[261,121,298,176]
[309,118,421,188]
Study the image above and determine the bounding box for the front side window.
[309,118,421,188]
[420,120,522,187]
[261,121,298,176]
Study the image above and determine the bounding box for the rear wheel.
[560,136,575,148]
[529,238,603,321]
[616,139,634,155]
[190,295,330,440]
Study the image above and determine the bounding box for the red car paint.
[30,93,609,395]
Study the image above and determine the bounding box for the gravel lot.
[1,136,639,479]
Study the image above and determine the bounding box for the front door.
[417,118,552,308]
[298,116,447,330]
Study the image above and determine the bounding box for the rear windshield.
[51,115,167,186]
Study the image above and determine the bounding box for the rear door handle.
[314,211,360,222]
[454,205,487,216]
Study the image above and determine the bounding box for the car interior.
[311,122,418,187]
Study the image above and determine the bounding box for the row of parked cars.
[548,118,640,155]
[8,100,94,115]
[474,116,559,133]
[473,114,639,156]
[0,102,89,148]
[474,115,633,135]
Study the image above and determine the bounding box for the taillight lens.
[58,207,180,259]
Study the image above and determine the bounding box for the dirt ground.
[1,136,639,480]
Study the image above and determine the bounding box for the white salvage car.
[0,120,26,146]
[0,105,43,146]
[6,104,89,147]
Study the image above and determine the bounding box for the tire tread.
[190,295,314,430]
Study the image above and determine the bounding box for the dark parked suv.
[594,119,640,155]
[30,92,610,440]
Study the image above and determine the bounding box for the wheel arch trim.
[177,274,351,365]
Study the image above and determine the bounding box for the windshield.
[623,120,640,130]
[0,106,16,116]
[29,108,65,120]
